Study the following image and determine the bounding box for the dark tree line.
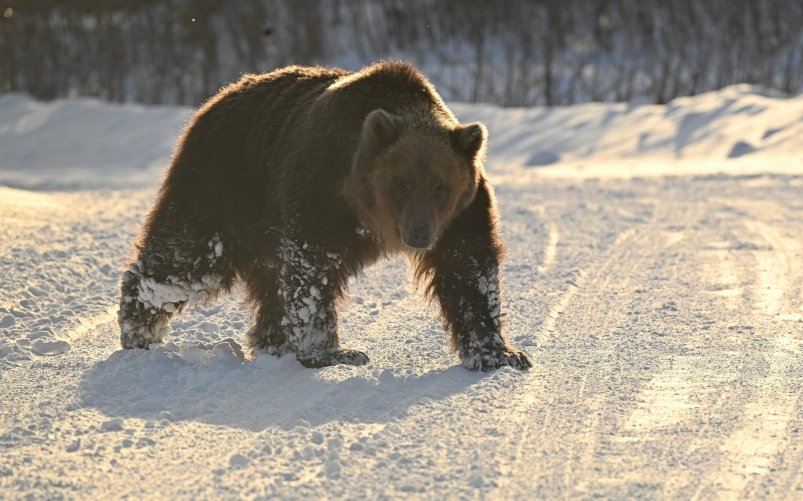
[2,0,802,107]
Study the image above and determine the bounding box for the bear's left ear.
[362,109,404,150]
[452,122,487,160]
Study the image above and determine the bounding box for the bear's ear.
[362,109,404,149]
[452,122,487,160]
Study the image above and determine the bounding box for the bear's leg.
[118,260,173,348]
[430,258,531,371]
[243,264,292,357]
[417,182,531,371]
[118,232,232,349]
[278,239,368,368]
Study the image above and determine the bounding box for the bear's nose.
[406,225,433,249]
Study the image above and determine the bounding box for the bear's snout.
[399,201,437,250]
[404,224,434,250]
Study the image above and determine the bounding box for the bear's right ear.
[361,109,403,150]
[452,122,487,161]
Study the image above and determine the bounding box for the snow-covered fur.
[118,61,530,370]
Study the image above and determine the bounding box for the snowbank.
[1,85,800,191]
[452,84,803,178]
[0,93,191,190]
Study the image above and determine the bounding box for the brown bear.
[118,61,531,371]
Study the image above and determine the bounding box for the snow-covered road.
[1,173,801,499]
[1,90,802,498]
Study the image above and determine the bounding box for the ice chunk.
[31,338,71,356]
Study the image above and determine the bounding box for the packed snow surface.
[0,88,801,499]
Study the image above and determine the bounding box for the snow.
[0,93,191,190]
[1,87,802,498]
[2,85,800,190]
[451,84,803,179]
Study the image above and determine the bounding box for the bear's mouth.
[399,225,435,251]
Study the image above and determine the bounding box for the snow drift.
[0,85,800,190]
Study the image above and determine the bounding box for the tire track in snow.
[493,198,673,497]
[704,240,745,309]
[613,223,703,442]
[562,206,699,497]
[622,356,699,432]
[700,330,801,499]
[493,186,803,498]
[30,304,120,357]
[695,206,803,499]
[525,204,576,343]
[604,192,803,499]
[744,218,803,321]
[535,270,582,344]
[532,205,560,274]
[747,221,791,317]
[62,304,119,341]
[620,216,749,498]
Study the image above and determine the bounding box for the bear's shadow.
[78,342,480,432]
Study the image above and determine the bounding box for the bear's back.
[170,65,349,178]
[158,66,348,226]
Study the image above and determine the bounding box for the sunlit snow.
[1,88,801,498]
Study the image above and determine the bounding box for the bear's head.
[348,109,487,251]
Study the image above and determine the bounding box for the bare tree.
[1,0,800,106]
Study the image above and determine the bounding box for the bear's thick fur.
[118,61,531,371]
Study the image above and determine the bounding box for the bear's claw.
[461,349,532,372]
[297,348,369,368]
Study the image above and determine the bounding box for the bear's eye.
[396,182,409,195]
[434,183,448,199]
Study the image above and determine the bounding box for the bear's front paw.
[461,349,532,372]
[297,349,369,368]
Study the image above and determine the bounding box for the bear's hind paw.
[461,349,532,372]
[119,319,169,349]
[297,348,369,368]
[336,349,370,366]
